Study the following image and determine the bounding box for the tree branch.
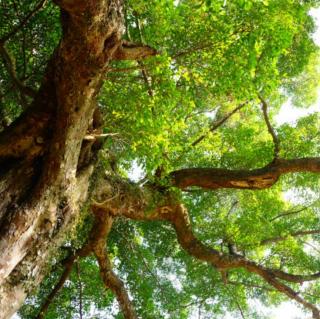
[228,280,274,292]
[0,0,47,44]
[36,254,76,319]
[261,229,320,245]
[91,177,320,318]
[225,285,246,319]
[0,44,37,100]
[269,205,311,222]
[114,227,170,305]
[259,95,280,159]
[112,41,158,61]
[191,102,247,147]
[91,210,137,319]
[164,204,320,318]
[170,157,320,190]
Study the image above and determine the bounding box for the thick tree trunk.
[0,1,124,317]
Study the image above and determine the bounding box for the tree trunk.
[0,1,124,317]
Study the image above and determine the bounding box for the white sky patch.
[245,300,308,319]
[310,8,320,45]
[276,99,319,125]
[127,160,145,182]
[205,108,219,119]
[283,188,319,205]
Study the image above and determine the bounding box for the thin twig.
[134,15,155,98]
[191,101,247,147]
[228,280,274,292]
[259,95,280,159]
[301,241,320,254]
[114,227,170,305]
[0,0,48,43]
[261,229,320,245]
[269,206,310,222]
[0,44,36,100]
[76,261,83,319]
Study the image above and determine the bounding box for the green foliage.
[2,0,319,318]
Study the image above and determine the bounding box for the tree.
[0,0,320,318]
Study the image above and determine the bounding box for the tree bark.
[170,158,320,190]
[0,1,124,317]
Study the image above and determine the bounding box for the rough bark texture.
[0,1,124,317]
[170,158,320,190]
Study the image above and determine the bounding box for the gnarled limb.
[170,157,320,190]
[92,178,319,318]
[90,208,137,319]
[164,204,320,318]
[94,245,137,319]
[36,206,136,319]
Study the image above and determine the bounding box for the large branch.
[92,177,320,285]
[165,204,320,318]
[91,177,320,318]
[94,249,137,319]
[170,157,320,190]
[91,209,137,319]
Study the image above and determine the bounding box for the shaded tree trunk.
[0,1,124,317]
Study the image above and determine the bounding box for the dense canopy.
[0,0,319,319]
